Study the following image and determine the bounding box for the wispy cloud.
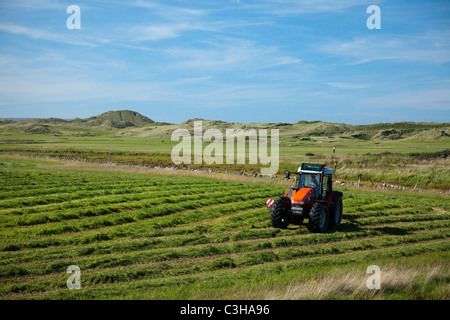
[133,0,208,17]
[362,88,450,111]
[164,38,301,71]
[317,31,450,65]
[327,82,369,89]
[0,23,96,46]
[0,73,179,105]
[132,24,187,41]
[0,0,65,10]
[235,0,378,15]
[118,1,213,42]
[131,22,214,41]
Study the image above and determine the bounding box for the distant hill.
[0,110,449,141]
[88,110,154,128]
[72,110,155,129]
[0,110,155,132]
[116,118,450,141]
[21,124,60,135]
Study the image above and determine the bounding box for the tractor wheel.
[307,202,329,233]
[329,196,343,227]
[271,198,291,229]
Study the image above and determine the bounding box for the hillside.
[115,118,450,141]
[0,110,449,141]
[84,110,154,128]
[69,110,155,129]
[0,110,155,132]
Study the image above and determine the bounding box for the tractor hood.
[285,188,315,206]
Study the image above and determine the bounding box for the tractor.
[266,163,343,233]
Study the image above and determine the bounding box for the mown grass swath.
[0,159,448,299]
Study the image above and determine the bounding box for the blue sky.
[0,0,449,124]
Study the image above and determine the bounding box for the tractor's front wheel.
[271,198,291,229]
[307,202,329,233]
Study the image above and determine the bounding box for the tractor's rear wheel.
[271,198,291,229]
[307,202,329,233]
[329,196,343,227]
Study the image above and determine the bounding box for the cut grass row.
[38,245,450,300]
[0,180,220,207]
[1,237,448,298]
[2,212,449,271]
[4,216,449,286]
[2,224,448,280]
[0,171,239,208]
[0,197,272,251]
[0,184,276,228]
[0,190,277,241]
[3,193,447,252]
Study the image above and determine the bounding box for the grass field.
[0,157,448,300]
[1,133,449,190]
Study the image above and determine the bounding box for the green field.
[0,157,448,300]
[1,112,449,191]
[1,134,449,190]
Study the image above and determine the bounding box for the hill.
[87,110,154,128]
[71,110,155,129]
[115,118,450,141]
[0,110,156,132]
[0,110,449,141]
[21,124,60,135]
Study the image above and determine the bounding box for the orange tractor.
[266,163,343,233]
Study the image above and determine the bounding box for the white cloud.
[238,0,378,15]
[0,23,96,46]
[131,21,217,41]
[0,23,52,39]
[317,31,450,65]
[0,0,65,10]
[327,82,369,89]
[0,75,178,106]
[165,38,301,71]
[132,24,183,41]
[361,88,450,111]
[133,0,208,19]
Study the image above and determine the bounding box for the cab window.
[323,175,332,196]
[298,173,320,198]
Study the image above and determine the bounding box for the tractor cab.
[286,163,334,201]
[297,172,321,198]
